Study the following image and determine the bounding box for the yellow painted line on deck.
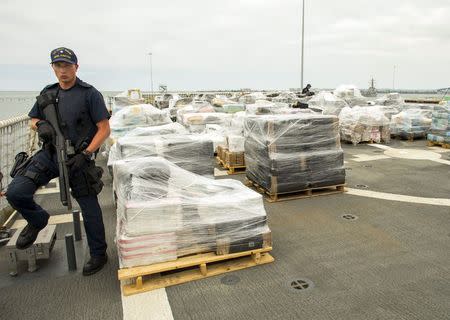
[346,188,450,207]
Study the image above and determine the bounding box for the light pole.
[148,52,154,99]
[392,65,396,91]
[300,0,305,91]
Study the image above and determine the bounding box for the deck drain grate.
[288,278,314,292]
[220,275,240,286]
[355,184,369,189]
[342,214,358,220]
[363,165,373,168]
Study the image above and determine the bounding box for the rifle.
[36,92,73,210]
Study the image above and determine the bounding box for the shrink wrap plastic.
[109,134,215,176]
[390,108,432,138]
[427,103,450,143]
[246,101,313,116]
[238,92,267,104]
[114,157,271,268]
[308,91,349,115]
[333,85,367,107]
[375,93,404,106]
[244,114,345,194]
[110,104,172,139]
[271,92,299,105]
[111,90,145,113]
[168,97,193,118]
[211,97,245,113]
[125,123,188,137]
[339,106,391,144]
[180,113,233,133]
[227,135,245,152]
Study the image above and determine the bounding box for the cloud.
[0,0,448,90]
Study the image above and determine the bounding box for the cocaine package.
[113,157,271,268]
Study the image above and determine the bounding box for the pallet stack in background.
[339,106,391,144]
[390,106,433,140]
[244,114,346,197]
[427,103,450,147]
[112,157,272,269]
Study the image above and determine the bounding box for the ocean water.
[0,91,120,121]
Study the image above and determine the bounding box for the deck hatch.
[288,278,314,292]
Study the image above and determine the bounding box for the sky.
[0,0,449,91]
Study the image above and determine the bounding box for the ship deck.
[0,139,449,320]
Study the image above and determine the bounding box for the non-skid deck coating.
[0,140,449,320]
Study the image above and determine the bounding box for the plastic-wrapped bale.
[271,92,299,105]
[339,106,391,145]
[307,91,349,116]
[227,135,245,152]
[113,157,271,268]
[427,103,450,144]
[111,90,145,113]
[109,134,214,176]
[125,122,188,137]
[110,104,172,139]
[180,112,233,133]
[390,108,432,139]
[375,93,404,107]
[245,101,309,115]
[244,114,345,194]
[333,85,367,107]
[175,101,215,124]
[246,101,286,115]
[238,92,267,104]
[205,124,228,151]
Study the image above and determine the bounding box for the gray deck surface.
[0,140,449,320]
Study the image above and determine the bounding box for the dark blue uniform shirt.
[29,78,110,148]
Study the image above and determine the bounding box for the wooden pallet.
[391,133,426,142]
[216,157,246,175]
[118,247,274,296]
[427,140,450,149]
[246,178,346,203]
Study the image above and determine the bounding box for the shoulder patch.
[40,83,58,94]
[76,78,93,88]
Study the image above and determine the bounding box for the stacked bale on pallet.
[113,157,271,268]
[333,85,367,107]
[124,122,188,137]
[390,107,432,140]
[339,106,391,144]
[307,91,349,116]
[109,134,214,176]
[427,103,450,145]
[244,114,345,195]
[109,104,172,139]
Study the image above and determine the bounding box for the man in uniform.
[6,47,111,276]
[302,84,315,96]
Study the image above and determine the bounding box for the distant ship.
[365,78,377,97]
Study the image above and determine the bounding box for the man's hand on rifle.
[36,120,55,143]
[66,153,90,173]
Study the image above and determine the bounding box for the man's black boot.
[83,254,108,276]
[16,223,42,250]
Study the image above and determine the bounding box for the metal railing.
[0,114,38,209]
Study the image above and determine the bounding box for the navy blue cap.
[50,47,78,64]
